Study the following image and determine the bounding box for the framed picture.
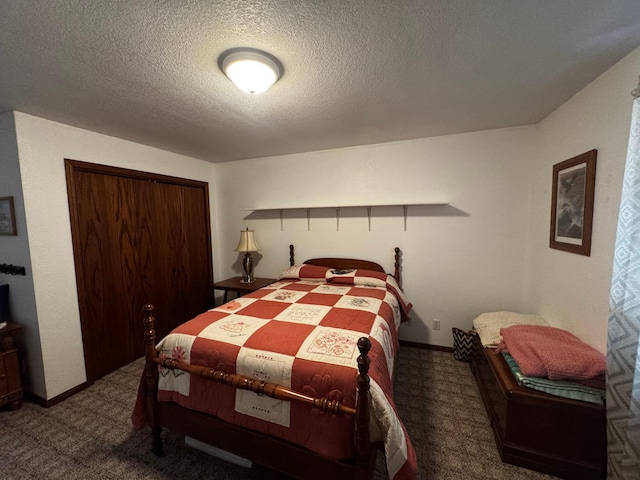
[549,150,597,256]
[0,196,17,236]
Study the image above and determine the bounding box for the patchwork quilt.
[133,266,416,480]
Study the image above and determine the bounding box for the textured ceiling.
[1,1,640,163]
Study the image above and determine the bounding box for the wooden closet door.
[146,181,213,340]
[65,160,212,382]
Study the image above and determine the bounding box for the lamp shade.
[220,49,281,95]
[234,228,260,253]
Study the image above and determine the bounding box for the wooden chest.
[470,344,606,479]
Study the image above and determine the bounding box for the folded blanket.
[499,325,605,389]
[501,352,605,405]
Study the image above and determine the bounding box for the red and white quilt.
[135,266,416,480]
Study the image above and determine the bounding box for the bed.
[132,246,416,480]
[469,312,606,480]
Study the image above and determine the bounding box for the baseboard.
[399,340,453,352]
[24,381,90,408]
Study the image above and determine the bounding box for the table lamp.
[234,227,261,283]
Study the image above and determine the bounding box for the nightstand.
[0,322,23,410]
[211,277,277,306]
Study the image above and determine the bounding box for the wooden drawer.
[0,353,7,396]
[0,349,22,408]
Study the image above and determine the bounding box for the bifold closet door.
[65,160,212,382]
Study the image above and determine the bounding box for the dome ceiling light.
[219,48,282,95]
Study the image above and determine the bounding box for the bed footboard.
[141,303,375,477]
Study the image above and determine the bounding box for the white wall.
[212,45,640,354]
[212,127,537,346]
[0,111,45,395]
[13,112,216,399]
[526,46,640,353]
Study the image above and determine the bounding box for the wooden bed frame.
[140,246,403,480]
[470,342,606,480]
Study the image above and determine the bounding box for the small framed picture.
[0,196,17,236]
[549,150,597,256]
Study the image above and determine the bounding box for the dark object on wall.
[550,150,597,256]
[0,284,8,324]
[0,196,17,236]
[0,264,26,276]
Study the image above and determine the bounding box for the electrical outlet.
[433,319,441,330]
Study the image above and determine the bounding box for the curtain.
[607,79,640,480]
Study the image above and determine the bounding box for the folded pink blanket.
[499,325,605,389]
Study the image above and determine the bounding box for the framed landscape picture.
[549,150,597,256]
[0,196,17,236]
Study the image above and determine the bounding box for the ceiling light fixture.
[219,48,282,95]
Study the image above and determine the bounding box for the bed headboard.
[288,244,402,285]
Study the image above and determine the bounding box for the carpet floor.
[0,346,559,479]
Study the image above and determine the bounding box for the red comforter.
[132,266,416,480]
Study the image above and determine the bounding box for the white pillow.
[473,311,548,347]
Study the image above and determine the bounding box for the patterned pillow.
[328,268,388,287]
[278,264,330,281]
[452,328,479,362]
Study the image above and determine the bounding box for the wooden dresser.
[470,343,606,480]
[0,322,22,410]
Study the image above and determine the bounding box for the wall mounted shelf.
[244,202,449,231]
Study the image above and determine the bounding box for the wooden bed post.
[355,337,372,479]
[393,247,401,286]
[289,244,295,266]
[142,304,162,456]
